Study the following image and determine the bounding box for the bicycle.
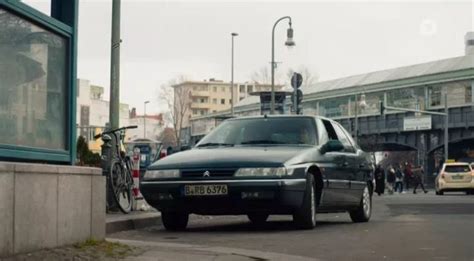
[94,125,137,214]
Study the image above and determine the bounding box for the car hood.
[149,146,314,169]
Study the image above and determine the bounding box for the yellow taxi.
[435,162,474,195]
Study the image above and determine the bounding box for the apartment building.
[172,78,282,129]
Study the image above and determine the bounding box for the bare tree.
[158,75,191,148]
[250,66,272,84]
[286,66,319,88]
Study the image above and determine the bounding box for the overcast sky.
[24,0,473,114]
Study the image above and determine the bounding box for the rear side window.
[444,165,471,173]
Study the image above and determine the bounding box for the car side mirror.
[320,140,344,154]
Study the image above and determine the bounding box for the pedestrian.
[386,165,396,195]
[413,166,428,194]
[374,164,385,196]
[395,164,404,193]
[403,162,413,192]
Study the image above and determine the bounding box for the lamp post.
[354,93,367,143]
[271,16,295,114]
[231,32,238,116]
[144,100,150,138]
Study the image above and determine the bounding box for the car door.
[317,119,352,206]
[334,123,368,205]
[330,122,361,205]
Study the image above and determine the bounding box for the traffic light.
[291,73,303,114]
[380,101,385,115]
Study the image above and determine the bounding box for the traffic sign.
[291,89,303,103]
[291,73,303,89]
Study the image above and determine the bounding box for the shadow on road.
[149,219,353,234]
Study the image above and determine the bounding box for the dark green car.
[141,115,374,230]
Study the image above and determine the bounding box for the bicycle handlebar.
[94,125,138,140]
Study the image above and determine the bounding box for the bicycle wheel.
[109,160,133,214]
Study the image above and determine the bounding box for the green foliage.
[76,136,101,167]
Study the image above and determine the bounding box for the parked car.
[141,115,375,231]
[435,162,474,195]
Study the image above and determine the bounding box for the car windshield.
[197,117,317,147]
[444,165,471,173]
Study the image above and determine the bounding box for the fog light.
[158,193,173,200]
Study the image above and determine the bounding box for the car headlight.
[144,169,180,179]
[234,167,291,177]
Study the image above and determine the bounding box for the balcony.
[191,102,211,109]
[191,90,210,97]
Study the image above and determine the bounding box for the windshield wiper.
[197,142,234,148]
[240,140,285,145]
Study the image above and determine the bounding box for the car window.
[316,119,329,144]
[332,122,356,153]
[338,123,359,150]
[321,119,338,140]
[443,165,471,173]
[197,117,318,146]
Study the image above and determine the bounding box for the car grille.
[180,168,237,179]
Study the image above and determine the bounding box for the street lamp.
[231,32,238,116]
[271,16,295,114]
[144,100,150,138]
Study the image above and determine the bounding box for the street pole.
[144,101,149,138]
[271,16,294,114]
[444,93,449,161]
[109,0,121,129]
[231,33,238,116]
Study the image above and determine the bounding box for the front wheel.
[293,175,317,229]
[162,212,189,231]
[349,186,372,223]
[110,161,133,214]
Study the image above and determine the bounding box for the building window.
[247,86,253,93]
[387,87,424,109]
[239,85,245,92]
[213,87,217,92]
[0,8,68,150]
[221,87,225,92]
[428,86,442,107]
[192,109,198,115]
[212,98,217,104]
[200,98,206,103]
[221,99,225,104]
[200,110,205,115]
[229,99,232,104]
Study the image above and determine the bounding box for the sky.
[24,0,474,115]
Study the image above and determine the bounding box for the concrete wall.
[0,162,105,257]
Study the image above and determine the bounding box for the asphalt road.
[109,192,474,261]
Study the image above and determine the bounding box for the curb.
[106,212,162,234]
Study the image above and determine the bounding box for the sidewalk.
[106,207,161,234]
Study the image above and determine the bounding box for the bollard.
[131,148,143,210]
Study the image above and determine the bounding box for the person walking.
[374,164,385,196]
[395,164,404,193]
[403,162,413,192]
[413,166,428,194]
[386,165,396,195]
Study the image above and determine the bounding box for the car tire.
[437,190,444,195]
[247,213,269,226]
[293,174,317,229]
[349,186,372,223]
[161,211,189,231]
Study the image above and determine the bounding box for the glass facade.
[387,87,425,110]
[0,8,68,150]
[319,97,349,117]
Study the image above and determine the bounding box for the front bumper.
[140,178,306,215]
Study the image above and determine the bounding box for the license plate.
[452,175,463,180]
[184,184,228,196]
